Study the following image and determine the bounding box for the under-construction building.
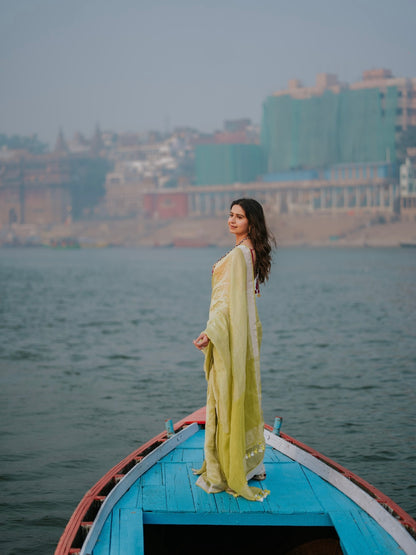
[261,69,416,173]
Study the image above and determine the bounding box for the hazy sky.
[1,0,415,146]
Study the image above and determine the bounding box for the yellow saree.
[195,245,269,501]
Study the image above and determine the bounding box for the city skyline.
[1,0,415,145]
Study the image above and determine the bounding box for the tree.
[0,133,48,154]
[69,157,112,220]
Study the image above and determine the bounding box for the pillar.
[331,187,337,208]
[194,193,201,215]
[214,193,222,215]
[379,186,385,208]
[320,188,326,210]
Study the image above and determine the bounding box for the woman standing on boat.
[193,198,275,501]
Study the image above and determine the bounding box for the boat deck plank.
[263,461,324,514]
[140,463,163,487]
[178,432,205,449]
[212,486,241,514]
[141,484,168,513]
[352,510,405,555]
[118,510,144,555]
[187,463,219,513]
[108,508,121,555]
[93,512,112,555]
[164,462,196,513]
[114,483,139,509]
[303,467,359,512]
[181,448,204,464]
[263,447,293,464]
[331,510,380,554]
[330,509,404,555]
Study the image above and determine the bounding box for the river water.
[0,246,415,554]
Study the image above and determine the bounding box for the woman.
[193,198,275,501]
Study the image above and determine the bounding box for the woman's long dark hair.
[231,198,276,284]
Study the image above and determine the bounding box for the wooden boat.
[49,237,81,249]
[56,408,416,555]
[400,242,416,248]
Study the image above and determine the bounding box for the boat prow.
[56,408,416,554]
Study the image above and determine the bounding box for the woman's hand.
[193,332,210,351]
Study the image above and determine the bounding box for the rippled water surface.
[0,246,415,554]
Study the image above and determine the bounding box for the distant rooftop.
[273,69,415,99]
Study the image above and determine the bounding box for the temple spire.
[54,127,68,153]
[90,123,104,156]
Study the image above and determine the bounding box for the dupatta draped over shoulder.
[195,245,268,501]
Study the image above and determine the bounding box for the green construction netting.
[261,86,398,172]
[195,144,266,185]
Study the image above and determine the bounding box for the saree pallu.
[195,245,269,501]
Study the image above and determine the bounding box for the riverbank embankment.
[1,213,416,248]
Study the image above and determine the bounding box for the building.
[0,150,72,226]
[143,191,188,220]
[143,160,400,221]
[193,119,264,186]
[102,130,196,218]
[0,129,109,227]
[400,156,416,217]
[195,143,265,186]
[262,69,416,173]
[104,162,155,218]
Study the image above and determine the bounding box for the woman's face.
[228,204,249,238]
